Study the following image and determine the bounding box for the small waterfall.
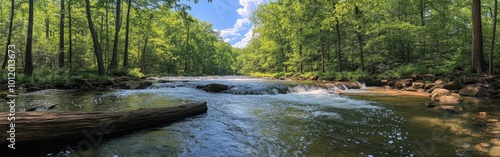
[356,81,367,89]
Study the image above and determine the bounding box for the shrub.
[127,68,145,78]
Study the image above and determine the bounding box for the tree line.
[235,0,500,80]
[0,0,235,78]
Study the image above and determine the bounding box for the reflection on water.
[5,77,495,156]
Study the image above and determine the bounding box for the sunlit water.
[4,76,496,156]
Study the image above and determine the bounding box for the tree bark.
[58,0,65,68]
[85,0,105,75]
[124,0,132,68]
[490,0,498,75]
[472,0,486,74]
[0,102,207,154]
[25,0,34,76]
[109,0,122,71]
[1,0,14,69]
[69,0,73,72]
[355,5,364,71]
[335,18,342,72]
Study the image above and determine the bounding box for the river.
[5,76,498,156]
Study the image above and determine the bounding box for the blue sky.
[181,0,267,48]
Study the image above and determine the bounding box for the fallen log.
[0,102,207,153]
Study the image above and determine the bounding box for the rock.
[431,88,451,101]
[480,143,491,148]
[380,79,389,85]
[435,79,444,85]
[27,104,57,112]
[405,87,417,92]
[489,131,500,135]
[196,83,231,93]
[438,94,462,104]
[490,146,500,156]
[158,80,174,83]
[487,119,499,123]
[125,80,153,89]
[420,82,432,89]
[417,89,425,93]
[491,139,500,146]
[395,82,406,89]
[425,102,437,108]
[475,144,489,154]
[463,77,477,84]
[435,105,463,114]
[348,82,361,89]
[309,76,319,81]
[459,86,480,96]
[479,112,488,117]
[443,82,461,90]
[412,82,426,89]
[477,91,492,97]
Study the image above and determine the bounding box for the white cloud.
[221,0,265,47]
[233,27,254,48]
[220,18,250,38]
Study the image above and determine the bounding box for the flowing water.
[4,76,499,157]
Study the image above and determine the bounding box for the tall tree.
[355,5,364,71]
[85,0,105,75]
[1,0,14,69]
[25,0,34,76]
[472,0,486,74]
[59,0,65,68]
[109,0,122,70]
[335,17,342,72]
[69,0,73,72]
[123,0,132,68]
[490,0,498,75]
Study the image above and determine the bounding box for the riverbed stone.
[431,88,451,101]
[125,80,153,89]
[480,143,491,148]
[412,82,425,89]
[443,82,461,90]
[435,105,463,114]
[435,79,444,85]
[489,131,500,135]
[492,139,500,146]
[476,144,489,154]
[490,146,500,156]
[479,112,488,117]
[395,82,406,89]
[196,83,231,93]
[438,94,462,104]
[488,119,499,123]
[459,86,480,96]
[424,83,436,89]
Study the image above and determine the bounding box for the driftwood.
[0,102,207,149]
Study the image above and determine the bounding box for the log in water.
[0,102,207,147]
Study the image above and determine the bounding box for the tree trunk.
[490,0,498,75]
[123,0,132,68]
[58,0,65,68]
[472,0,486,74]
[109,0,122,71]
[69,0,73,72]
[335,18,342,72]
[355,5,364,71]
[184,22,190,74]
[45,18,49,39]
[0,102,207,155]
[25,0,34,76]
[141,36,149,73]
[420,0,425,26]
[1,0,14,69]
[105,1,110,68]
[85,0,105,75]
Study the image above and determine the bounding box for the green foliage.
[127,68,145,78]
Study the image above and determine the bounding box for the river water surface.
[5,76,499,157]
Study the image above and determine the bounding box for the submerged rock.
[27,104,57,111]
[124,80,153,89]
[434,105,463,114]
[196,83,231,93]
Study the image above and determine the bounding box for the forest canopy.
[0,0,499,83]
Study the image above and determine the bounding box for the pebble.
[490,146,500,156]
[480,142,491,148]
[479,112,488,116]
[489,131,500,135]
[487,119,499,123]
[491,139,500,146]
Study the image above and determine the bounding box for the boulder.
[348,82,361,89]
[438,94,462,104]
[459,86,480,96]
[431,88,451,101]
[435,79,444,85]
[196,83,231,93]
[490,146,500,157]
[411,82,426,89]
[442,82,461,90]
[435,105,463,114]
[125,80,153,89]
[395,82,406,89]
[424,83,436,89]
